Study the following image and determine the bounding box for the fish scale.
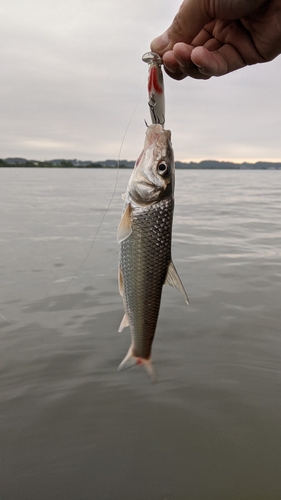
[120,198,173,360]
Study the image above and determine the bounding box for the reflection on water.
[1,168,281,500]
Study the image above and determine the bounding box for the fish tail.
[118,346,156,383]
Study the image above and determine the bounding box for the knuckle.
[170,13,188,42]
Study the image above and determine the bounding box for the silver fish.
[117,123,188,381]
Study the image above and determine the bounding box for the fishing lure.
[142,51,165,126]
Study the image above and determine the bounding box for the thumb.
[150,0,211,54]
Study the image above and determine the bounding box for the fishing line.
[0,312,10,323]
[62,75,147,294]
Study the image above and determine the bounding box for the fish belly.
[120,198,173,359]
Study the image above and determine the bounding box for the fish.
[117,123,188,381]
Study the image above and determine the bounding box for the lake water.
[1,167,281,500]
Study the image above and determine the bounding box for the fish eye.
[157,162,169,175]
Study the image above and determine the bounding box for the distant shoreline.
[1,158,281,170]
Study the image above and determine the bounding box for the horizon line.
[2,157,281,164]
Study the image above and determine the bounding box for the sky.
[1,0,281,163]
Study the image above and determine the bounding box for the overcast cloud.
[1,0,281,162]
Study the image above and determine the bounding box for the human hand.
[150,0,281,80]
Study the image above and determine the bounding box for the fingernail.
[193,61,202,69]
[164,63,176,74]
[151,32,169,52]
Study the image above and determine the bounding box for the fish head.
[128,124,174,205]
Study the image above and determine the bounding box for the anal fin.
[165,260,189,304]
[118,313,130,332]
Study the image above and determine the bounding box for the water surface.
[1,168,281,500]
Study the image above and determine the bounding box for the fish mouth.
[145,124,171,148]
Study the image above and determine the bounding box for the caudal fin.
[118,347,156,383]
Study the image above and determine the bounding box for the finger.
[150,0,268,55]
[203,38,222,52]
[191,22,216,46]
[161,32,222,80]
[162,46,210,80]
[190,45,246,77]
[151,0,211,54]
[162,50,189,80]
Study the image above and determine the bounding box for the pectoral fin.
[118,267,130,330]
[118,266,124,297]
[165,260,189,304]
[117,203,132,243]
